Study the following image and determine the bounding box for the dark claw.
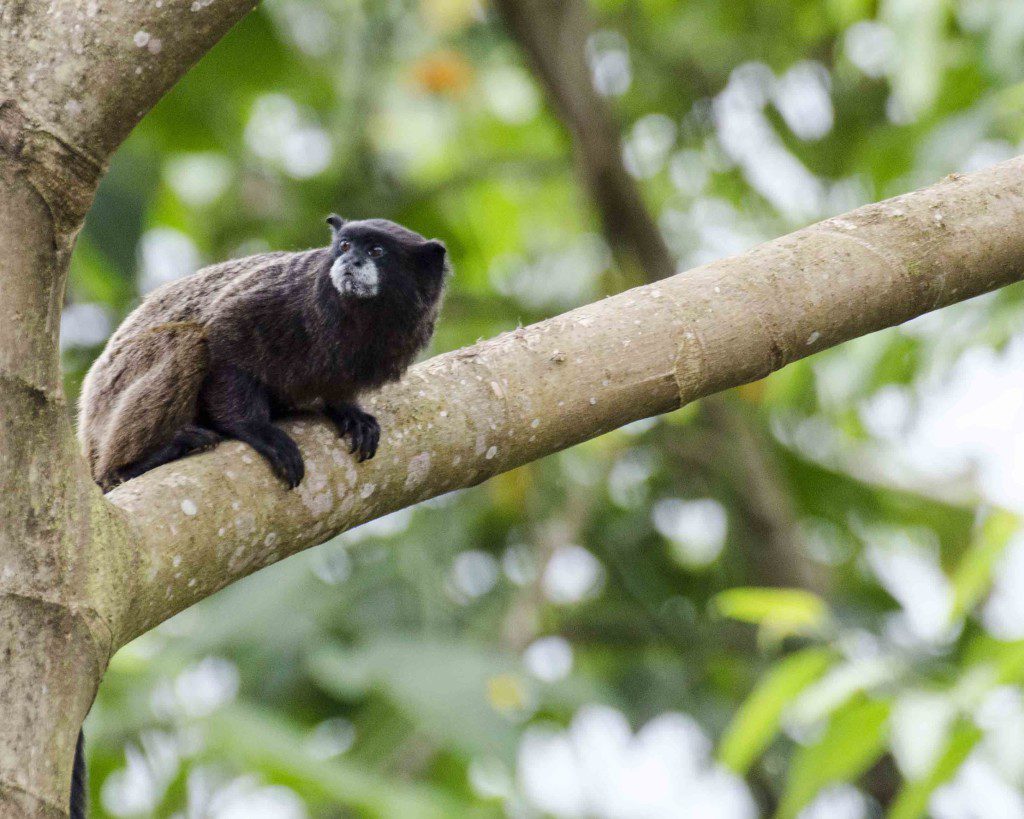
[364,425,380,461]
[188,427,221,453]
[262,435,305,489]
[268,449,304,489]
[326,404,380,463]
[358,416,380,461]
[281,452,305,489]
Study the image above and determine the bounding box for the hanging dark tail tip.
[70,729,87,819]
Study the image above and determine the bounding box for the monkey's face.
[327,217,449,305]
[329,236,384,299]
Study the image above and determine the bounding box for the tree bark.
[0,1,257,813]
[1,2,1024,814]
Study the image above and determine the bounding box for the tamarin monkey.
[71,216,449,816]
[79,216,449,489]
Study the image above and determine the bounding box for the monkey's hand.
[325,402,381,462]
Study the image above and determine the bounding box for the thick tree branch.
[0,2,1021,812]
[107,157,1024,647]
[1,1,258,166]
[0,124,118,819]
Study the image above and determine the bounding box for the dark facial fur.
[78,216,449,490]
[328,216,447,303]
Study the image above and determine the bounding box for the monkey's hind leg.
[114,425,221,483]
[92,322,209,488]
[202,365,305,488]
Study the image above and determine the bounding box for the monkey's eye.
[339,241,352,253]
[369,246,385,259]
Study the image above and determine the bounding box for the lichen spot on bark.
[405,452,432,489]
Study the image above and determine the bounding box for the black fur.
[203,364,308,487]
[70,729,86,819]
[192,217,447,485]
[325,402,381,462]
[115,425,221,484]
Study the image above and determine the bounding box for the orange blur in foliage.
[411,50,474,96]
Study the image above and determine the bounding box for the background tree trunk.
[495,0,829,592]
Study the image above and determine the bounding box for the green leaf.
[310,638,526,759]
[785,657,902,729]
[307,642,378,699]
[994,642,1024,684]
[713,587,831,641]
[888,721,982,819]
[718,648,834,774]
[68,235,132,309]
[207,704,495,819]
[883,0,949,118]
[776,697,891,819]
[950,509,1019,622]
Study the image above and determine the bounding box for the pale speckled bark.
[0,148,124,819]
[109,158,1024,642]
[0,1,257,814]
[0,0,259,162]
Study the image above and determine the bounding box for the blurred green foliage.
[66,0,1024,816]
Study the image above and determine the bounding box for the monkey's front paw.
[264,437,305,489]
[326,404,381,462]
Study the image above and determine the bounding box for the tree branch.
[1,0,258,166]
[1,3,1022,811]
[106,157,1024,647]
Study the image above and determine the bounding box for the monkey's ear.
[420,240,449,276]
[326,214,347,234]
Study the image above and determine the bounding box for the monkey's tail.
[70,729,87,819]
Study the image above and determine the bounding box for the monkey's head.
[326,215,449,305]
